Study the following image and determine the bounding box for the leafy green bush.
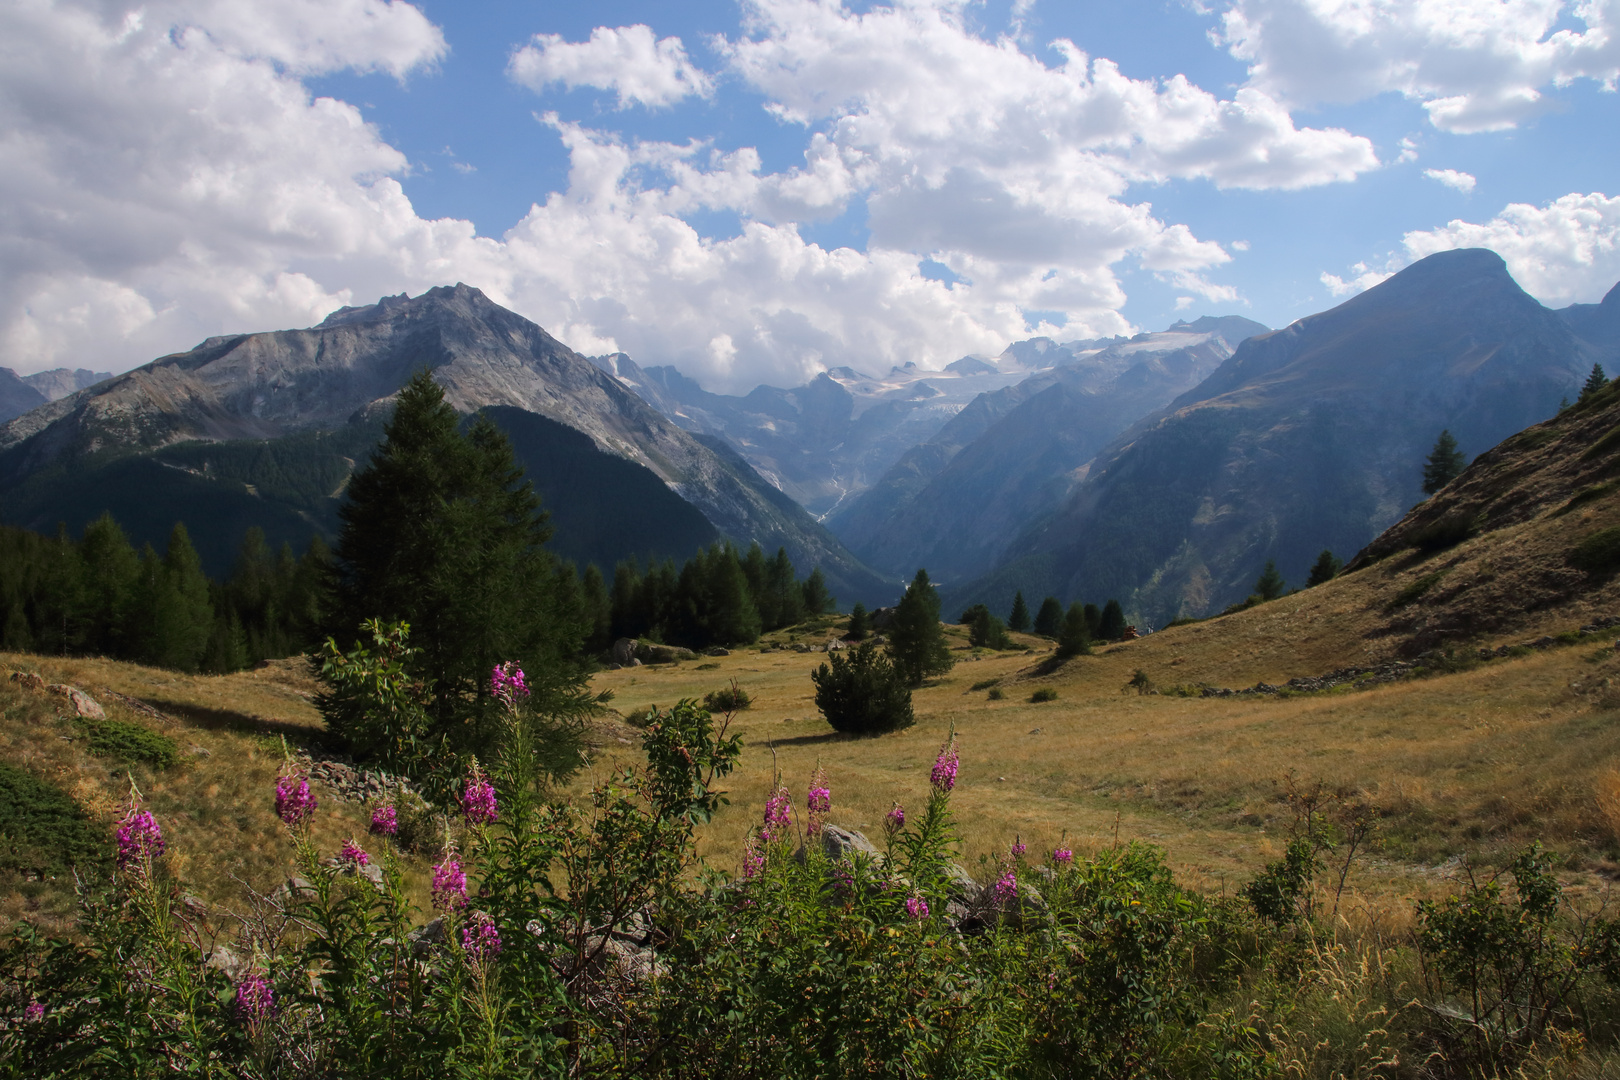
[702,685,751,712]
[0,763,107,876]
[811,641,914,734]
[969,678,1001,692]
[1030,687,1058,703]
[1570,525,1620,573]
[987,687,1005,700]
[76,718,179,769]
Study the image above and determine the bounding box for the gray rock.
[408,918,445,955]
[204,944,247,980]
[611,638,638,667]
[46,684,105,719]
[796,824,881,865]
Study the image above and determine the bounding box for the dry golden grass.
[0,653,437,936]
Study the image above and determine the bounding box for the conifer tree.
[1083,603,1103,639]
[1033,596,1064,638]
[766,548,805,629]
[1054,603,1092,659]
[742,543,774,627]
[1581,363,1609,401]
[1097,599,1126,641]
[77,513,140,658]
[1007,591,1031,632]
[1306,550,1343,587]
[886,568,953,686]
[801,567,835,616]
[846,602,869,641]
[140,523,214,673]
[1422,430,1467,494]
[324,370,588,750]
[1254,560,1286,602]
[610,558,644,640]
[580,564,611,653]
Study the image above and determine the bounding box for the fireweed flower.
[885,803,905,833]
[906,895,930,920]
[807,786,830,814]
[1011,836,1026,859]
[993,867,1018,905]
[742,833,765,879]
[461,911,502,963]
[461,768,498,827]
[23,1000,44,1023]
[369,804,398,837]
[431,859,467,911]
[1052,847,1074,867]
[490,662,529,704]
[930,736,959,793]
[115,805,164,872]
[762,785,792,838]
[274,773,317,826]
[338,839,370,868]
[234,973,276,1026]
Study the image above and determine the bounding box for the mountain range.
[0,287,884,602]
[0,366,112,425]
[950,249,1614,624]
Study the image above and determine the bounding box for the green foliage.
[968,678,1001,691]
[75,719,179,770]
[1007,590,1031,632]
[1097,598,1127,641]
[1411,512,1481,553]
[961,604,1012,649]
[1581,363,1609,401]
[1054,602,1092,659]
[1032,595,1064,637]
[800,567,835,616]
[885,568,953,686]
[844,602,869,641]
[1306,549,1342,587]
[1030,687,1058,702]
[1389,571,1446,609]
[702,684,752,712]
[986,687,1004,700]
[1554,480,1618,516]
[325,370,590,756]
[1570,525,1620,573]
[1124,669,1153,695]
[1253,560,1286,602]
[1423,429,1468,495]
[616,543,831,651]
[0,763,108,877]
[811,640,915,734]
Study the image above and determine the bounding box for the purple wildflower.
[742,834,765,879]
[905,895,930,920]
[461,769,498,827]
[461,911,502,963]
[274,772,317,827]
[338,839,370,868]
[1011,836,1026,859]
[115,805,164,872]
[807,786,830,814]
[930,735,959,793]
[490,662,529,704]
[431,859,467,911]
[993,867,1018,905]
[762,785,792,838]
[23,1000,44,1023]
[885,803,905,834]
[234,974,276,1026]
[1052,847,1073,867]
[369,804,398,837]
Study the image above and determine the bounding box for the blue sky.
[4,0,1619,392]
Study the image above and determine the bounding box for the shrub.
[1054,604,1092,659]
[969,678,1001,691]
[987,688,1004,700]
[1030,687,1058,703]
[75,718,179,769]
[1410,512,1480,553]
[811,640,914,734]
[1570,525,1620,573]
[0,763,107,876]
[1388,571,1445,609]
[703,685,752,712]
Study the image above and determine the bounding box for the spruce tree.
[580,564,611,653]
[1422,430,1467,494]
[610,558,643,640]
[324,370,589,752]
[142,523,213,672]
[812,641,914,734]
[1254,560,1286,602]
[886,568,953,686]
[801,567,835,616]
[1097,599,1126,641]
[1083,603,1103,639]
[1033,596,1064,637]
[1054,603,1092,659]
[1007,591,1031,632]
[1581,363,1609,401]
[78,513,140,658]
[765,548,805,630]
[1306,550,1343,587]
[846,602,869,641]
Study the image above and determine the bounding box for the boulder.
[796,824,881,865]
[9,671,44,692]
[204,944,248,980]
[46,684,105,720]
[408,917,446,955]
[633,641,698,664]
[610,638,638,667]
[705,646,730,657]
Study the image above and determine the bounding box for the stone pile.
[289,749,413,805]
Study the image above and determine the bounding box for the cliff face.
[0,285,888,602]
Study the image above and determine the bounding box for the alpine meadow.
[5,1,1620,1077]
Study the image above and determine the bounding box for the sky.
[3,0,1619,394]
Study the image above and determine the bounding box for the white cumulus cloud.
[1424,168,1478,193]
[1403,191,1620,304]
[1217,0,1620,133]
[508,25,714,108]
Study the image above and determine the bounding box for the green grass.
[0,762,108,877]
[1029,688,1058,703]
[1388,571,1445,608]
[76,717,180,769]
